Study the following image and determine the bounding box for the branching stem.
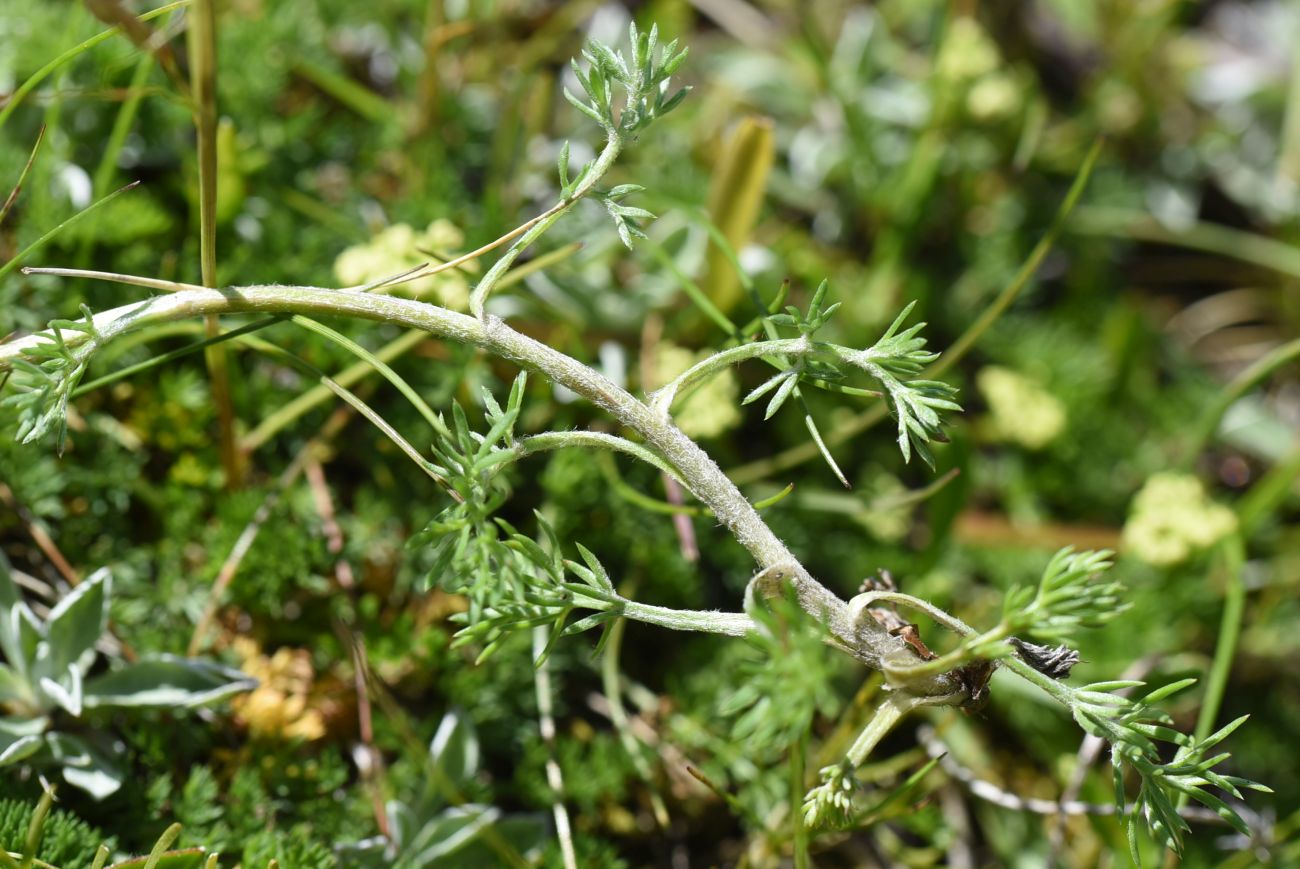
[649,337,809,413]
[469,131,621,318]
[846,693,920,767]
[0,282,920,674]
[618,600,755,636]
[515,431,683,484]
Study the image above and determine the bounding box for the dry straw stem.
[185,0,241,489]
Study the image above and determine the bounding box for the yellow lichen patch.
[1122,472,1238,566]
[333,219,478,309]
[230,637,328,741]
[976,365,1067,450]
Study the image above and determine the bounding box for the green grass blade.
[290,315,451,440]
[0,181,141,284]
[72,316,285,397]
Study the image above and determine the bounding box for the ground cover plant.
[1,1,1298,866]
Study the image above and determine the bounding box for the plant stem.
[846,694,918,767]
[240,326,423,451]
[470,131,621,318]
[648,337,808,413]
[619,599,754,636]
[187,0,241,489]
[291,315,450,439]
[1185,337,1300,463]
[533,626,578,869]
[0,181,141,283]
[791,729,810,869]
[1,282,915,672]
[1001,655,1077,709]
[1237,444,1300,537]
[517,431,684,482]
[1193,535,1245,744]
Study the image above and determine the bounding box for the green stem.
[240,327,426,451]
[846,694,918,767]
[1001,655,1078,709]
[517,430,683,482]
[1282,9,1300,183]
[290,315,450,439]
[935,139,1103,378]
[1193,535,1245,745]
[236,336,450,490]
[470,131,621,318]
[19,787,54,869]
[648,337,807,413]
[238,246,580,449]
[187,0,240,489]
[74,316,283,397]
[639,231,737,335]
[0,182,141,283]
[596,451,706,516]
[619,599,754,636]
[1237,444,1300,537]
[792,729,810,869]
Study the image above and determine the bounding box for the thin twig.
[349,633,390,837]
[0,482,80,586]
[640,314,698,561]
[600,594,671,828]
[916,724,1268,833]
[533,626,578,869]
[187,0,241,489]
[304,456,354,589]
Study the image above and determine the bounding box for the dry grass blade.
[0,126,46,229]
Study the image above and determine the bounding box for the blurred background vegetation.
[1,0,1298,865]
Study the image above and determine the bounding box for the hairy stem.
[648,336,808,413]
[2,283,920,672]
[470,131,621,318]
[846,693,919,767]
[618,600,754,636]
[515,430,683,483]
